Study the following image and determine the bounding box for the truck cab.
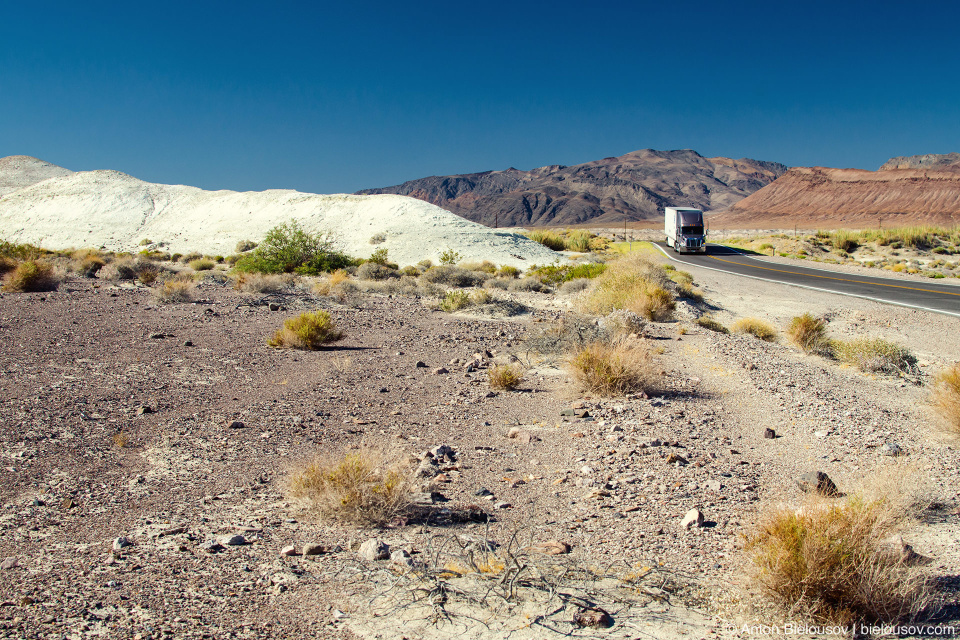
[664,207,706,253]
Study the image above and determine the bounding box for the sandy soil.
[0,263,958,639]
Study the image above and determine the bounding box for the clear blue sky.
[3,1,958,193]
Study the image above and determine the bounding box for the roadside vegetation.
[268,310,344,349]
[932,362,960,438]
[732,317,778,341]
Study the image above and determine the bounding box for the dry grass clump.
[288,450,412,525]
[567,341,658,396]
[233,272,290,293]
[355,261,398,281]
[787,313,831,354]
[268,310,344,349]
[2,261,59,292]
[154,278,195,303]
[421,265,487,287]
[732,317,778,342]
[746,492,933,626]
[578,254,674,321]
[932,362,960,437]
[695,315,729,334]
[488,364,524,390]
[188,258,215,271]
[833,338,918,376]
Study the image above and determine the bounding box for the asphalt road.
[653,243,960,318]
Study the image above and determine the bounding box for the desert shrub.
[0,256,17,276]
[598,309,646,337]
[369,233,386,245]
[77,254,106,277]
[833,338,918,376]
[675,282,704,302]
[565,230,593,253]
[234,273,289,293]
[287,450,412,525]
[696,315,729,334]
[788,313,832,355]
[496,265,520,278]
[732,317,778,342]
[526,230,567,251]
[508,277,552,293]
[188,258,215,271]
[269,311,344,349]
[932,362,960,437]
[488,364,524,390]
[181,252,203,263]
[833,232,859,253]
[470,289,491,305]
[529,262,607,285]
[439,290,470,312]
[235,220,356,275]
[438,248,462,265]
[746,495,932,625]
[98,258,137,280]
[399,265,419,277]
[417,259,434,270]
[2,261,59,292]
[525,314,608,355]
[0,239,41,260]
[568,341,658,396]
[368,247,390,265]
[235,240,257,253]
[421,265,486,288]
[139,238,152,246]
[154,279,195,303]
[170,253,184,263]
[137,263,163,285]
[559,278,591,295]
[484,278,509,290]
[578,254,674,321]
[356,261,398,281]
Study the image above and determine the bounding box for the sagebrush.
[732,317,777,342]
[268,311,344,349]
[488,364,524,390]
[568,341,658,396]
[788,313,831,354]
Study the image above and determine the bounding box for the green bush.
[268,310,344,349]
[833,338,918,376]
[2,261,59,292]
[188,258,215,271]
[369,247,390,265]
[235,221,356,275]
[439,248,462,265]
[529,262,607,285]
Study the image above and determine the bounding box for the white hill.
[0,158,563,268]
[0,156,74,196]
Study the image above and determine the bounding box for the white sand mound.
[0,156,74,197]
[0,166,564,268]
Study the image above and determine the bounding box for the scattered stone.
[112,536,132,551]
[432,367,449,375]
[416,457,440,479]
[880,443,903,457]
[506,427,521,439]
[227,420,245,429]
[429,444,455,461]
[764,427,776,439]
[415,361,427,368]
[60,498,75,510]
[303,543,334,556]
[183,340,193,347]
[561,408,591,419]
[704,479,723,492]
[579,465,594,475]
[268,302,281,311]
[200,540,224,553]
[359,539,390,561]
[148,332,165,339]
[666,453,689,465]
[798,471,839,496]
[135,406,154,416]
[223,535,248,546]
[574,607,613,628]
[814,430,830,438]
[474,487,493,497]
[280,545,298,557]
[680,508,704,529]
[390,549,413,568]
[493,501,512,509]
[529,540,571,555]
[0,557,18,570]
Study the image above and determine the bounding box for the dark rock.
[574,607,613,628]
[764,428,776,439]
[798,471,838,496]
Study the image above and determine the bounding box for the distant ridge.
[720,155,960,226]
[357,149,787,227]
[0,156,73,196]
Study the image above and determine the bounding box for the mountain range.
[357,149,788,227]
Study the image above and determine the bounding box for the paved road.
[653,243,960,318]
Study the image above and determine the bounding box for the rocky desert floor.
[1,258,959,640]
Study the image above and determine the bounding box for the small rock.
[135,406,154,416]
[415,361,428,368]
[303,543,332,556]
[200,540,224,553]
[390,549,413,568]
[474,487,493,497]
[183,340,193,347]
[359,539,390,561]
[680,508,704,529]
[493,501,512,509]
[280,545,298,557]
[704,480,723,492]
[227,420,245,429]
[880,443,903,457]
[112,536,132,551]
[666,453,689,465]
[506,427,521,439]
[814,430,830,438]
[223,535,248,546]
[268,302,281,311]
[574,607,613,628]
[529,540,571,555]
[148,332,165,339]
[432,367,449,375]
[579,465,594,475]
[764,428,776,439]
[798,471,839,496]
[0,557,18,570]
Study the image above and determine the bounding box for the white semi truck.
[664,206,706,253]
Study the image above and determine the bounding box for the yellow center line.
[706,255,960,298]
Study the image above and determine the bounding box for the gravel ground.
[0,268,957,639]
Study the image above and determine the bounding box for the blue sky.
[3,1,958,193]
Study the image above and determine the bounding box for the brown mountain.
[356,149,787,227]
[719,154,960,227]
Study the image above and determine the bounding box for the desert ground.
[1,243,958,640]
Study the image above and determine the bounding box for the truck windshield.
[681,225,704,236]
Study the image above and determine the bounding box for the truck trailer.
[664,207,706,253]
